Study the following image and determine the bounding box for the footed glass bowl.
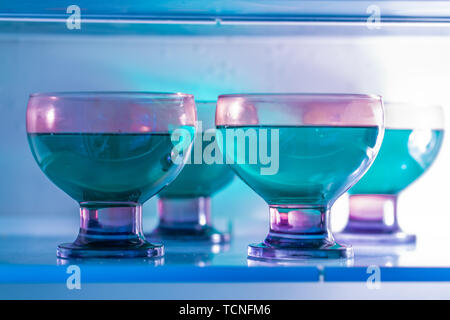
[27,92,196,259]
[337,103,444,245]
[216,93,384,260]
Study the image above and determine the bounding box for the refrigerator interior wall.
[1,29,449,246]
[0,16,450,258]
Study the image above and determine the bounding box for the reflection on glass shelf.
[247,257,353,267]
[1,233,450,269]
[2,234,450,286]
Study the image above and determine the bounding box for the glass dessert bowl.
[27,92,196,259]
[337,102,444,245]
[147,101,234,244]
[216,93,384,260]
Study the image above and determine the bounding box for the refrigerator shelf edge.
[2,0,450,24]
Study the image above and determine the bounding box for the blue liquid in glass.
[28,132,188,203]
[349,128,444,194]
[159,134,234,198]
[217,125,379,205]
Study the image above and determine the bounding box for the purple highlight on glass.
[151,197,229,243]
[159,197,211,228]
[216,93,385,260]
[26,92,196,259]
[62,203,164,258]
[257,205,337,259]
[27,92,196,133]
[340,194,416,244]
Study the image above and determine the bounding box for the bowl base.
[57,241,164,259]
[247,242,353,260]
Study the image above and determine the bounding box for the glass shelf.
[2,1,450,22]
[2,1,450,36]
[2,233,450,283]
